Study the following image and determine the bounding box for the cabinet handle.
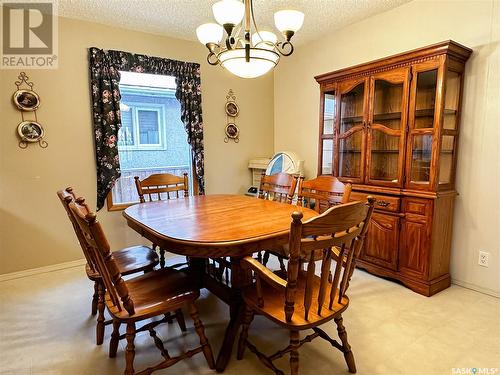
[376,200,391,207]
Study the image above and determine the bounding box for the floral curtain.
[89,48,122,210]
[88,48,205,210]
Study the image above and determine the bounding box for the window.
[119,96,165,150]
[108,72,193,210]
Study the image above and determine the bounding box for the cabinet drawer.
[403,197,433,216]
[351,192,400,212]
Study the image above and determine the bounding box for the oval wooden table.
[123,194,317,372]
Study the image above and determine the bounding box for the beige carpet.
[0,263,499,375]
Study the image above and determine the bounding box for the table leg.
[215,257,246,372]
[188,257,206,289]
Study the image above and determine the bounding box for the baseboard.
[451,278,500,299]
[0,258,87,282]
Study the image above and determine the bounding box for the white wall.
[274,0,500,295]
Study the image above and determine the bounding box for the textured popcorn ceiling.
[57,0,411,45]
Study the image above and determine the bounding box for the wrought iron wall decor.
[13,72,47,149]
[224,89,240,143]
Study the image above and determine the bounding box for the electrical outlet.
[478,251,489,267]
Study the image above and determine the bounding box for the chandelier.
[196,0,304,78]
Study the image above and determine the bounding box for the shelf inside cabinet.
[414,108,457,117]
[341,109,456,124]
[373,112,402,121]
[341,115,364,123]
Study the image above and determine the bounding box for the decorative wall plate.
[13,89,40,111]
[13,72,47,149]
[225,101,239,117]
[224,123,240,143]
[17,121,45,142]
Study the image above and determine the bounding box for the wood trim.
[315,40,472,83]
[106,192,136,211]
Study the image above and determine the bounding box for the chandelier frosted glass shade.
[212,0,245,26]
[219,48,279,78]
[274,10,305,33]
[196,23,224,45]
[251,31,278,50]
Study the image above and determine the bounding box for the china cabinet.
[315,41,472,296]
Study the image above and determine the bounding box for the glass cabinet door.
[318,88,335,175]
[367,68,409,186]
[336,80,366,182]
[406,62,442,190]
[439,69,461,186]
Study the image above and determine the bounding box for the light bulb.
[196,23,223,45]
[274,10,304,33]
[251,31,278,50]
[212,0,245,26]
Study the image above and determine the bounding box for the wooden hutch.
[315,41,472,296]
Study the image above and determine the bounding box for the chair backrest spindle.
[258,172,298,204]
[297,176,352,213]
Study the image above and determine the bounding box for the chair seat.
[115,245,160,275]
[85,245,159,280]
[106,267,199,322]
[243,270,349,330]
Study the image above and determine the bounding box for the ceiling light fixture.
[196,0,304,79]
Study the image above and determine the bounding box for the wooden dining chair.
[69,196,215,375]
[258,172,298,203]
[297,176,352,213]
[237,197,375,375]
[57,188,184,346]
[134,172,189,267]
[134,172,189,203]
[263,176,353,268]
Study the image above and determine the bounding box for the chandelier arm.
[276,41,294,57]
[207,51,220,66]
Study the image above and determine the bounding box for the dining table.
[123,194,317,372]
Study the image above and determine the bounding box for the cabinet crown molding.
[315,40,472,83]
